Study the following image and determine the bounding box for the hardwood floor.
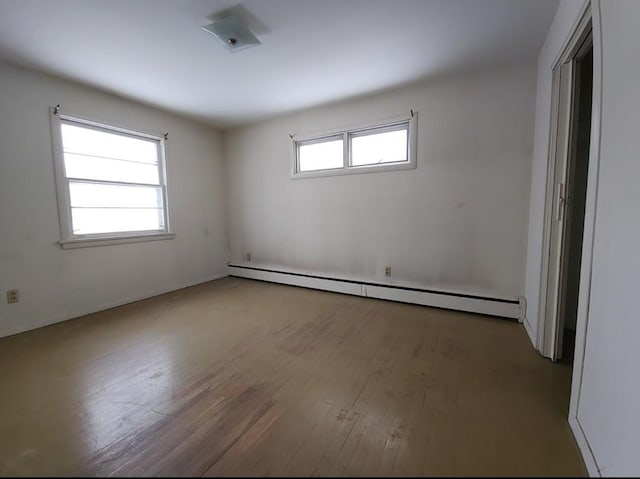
[0,277,585,476]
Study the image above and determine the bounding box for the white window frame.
[291,113,418,179]
[50,108,174,249]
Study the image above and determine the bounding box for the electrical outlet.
[246,252,252,262]
[385,266,391,277]
[6,289,19,304]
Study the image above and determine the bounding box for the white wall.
[575,0,640,475]
[225,62,537,299]
[0,60,228,338]
[526,0,640,474]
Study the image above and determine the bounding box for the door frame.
[536,0,603,475]
[538,3,592,360]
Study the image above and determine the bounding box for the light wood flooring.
[0,277,585,476]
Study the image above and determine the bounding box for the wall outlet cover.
[7,289,19,304]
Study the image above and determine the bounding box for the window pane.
[351,128,408,166]
[71,207,164,235]
[298,138,343,172]
[69,182,162,208]
[61,123,158,165]
[64,153,160,184]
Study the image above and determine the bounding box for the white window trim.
[290,113,418,179]
[49,107,175,248]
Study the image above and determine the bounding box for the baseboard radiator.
[227,263,524,321]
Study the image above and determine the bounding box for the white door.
[544,61,573,361]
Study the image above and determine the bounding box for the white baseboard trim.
[228,263,523,320]
[523,317,537,348]
[0,273,228,339]
[569,416,601,477]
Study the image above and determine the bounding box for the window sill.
[59,232,176,249]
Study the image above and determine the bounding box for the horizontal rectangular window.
[292,114,417,178]
[50,109,172,247]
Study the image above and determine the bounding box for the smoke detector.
[202,14,261,53]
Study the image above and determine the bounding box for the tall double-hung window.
[50,108,172,248]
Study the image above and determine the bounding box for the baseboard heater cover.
[227,264,523,321]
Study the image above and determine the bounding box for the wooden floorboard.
[0,277,585,476]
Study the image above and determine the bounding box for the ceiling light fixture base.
[202,15,261,53]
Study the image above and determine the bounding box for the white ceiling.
[0,0,558,128]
